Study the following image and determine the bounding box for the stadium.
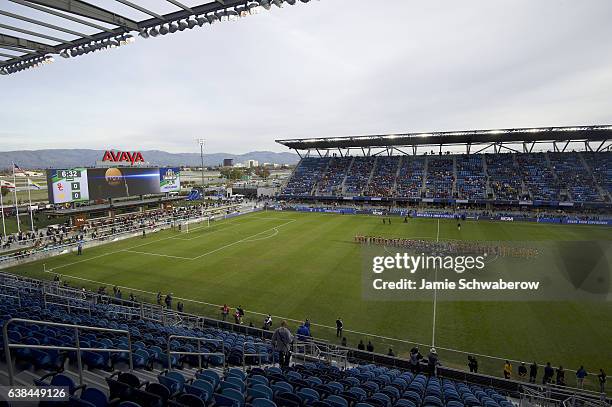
[0,1,611,407]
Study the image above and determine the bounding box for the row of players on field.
[354,235,539,258]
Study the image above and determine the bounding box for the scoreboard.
[47,168,90,204]
[46,167,181,204]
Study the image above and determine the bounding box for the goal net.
[178,216,212,233]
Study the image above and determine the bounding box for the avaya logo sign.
[102,150,145,165]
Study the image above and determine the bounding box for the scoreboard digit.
[58,169,81,179]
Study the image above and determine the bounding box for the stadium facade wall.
[269,205,612,226]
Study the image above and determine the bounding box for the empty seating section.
[0,292,273,376]
[317,157,352,196]
[455,155,486,199]
[515,154,556,201]
[284,158,330,196]
[583,152,611,199]
[1,275,516,407]
[344,157,376,195]
[548,153,602,202]
[425,157,454,199]
[282,152,612,203]
[396,156,425,198]
[239,363,513,407]
[364,157,401,197]
[485,154,523,201]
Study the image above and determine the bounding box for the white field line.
[123,250,192,260]
[48,233,177,271]
[50,218,295,267]
[247,217,295,221]
[191,220,296,260]
[47,215,269,270]
[170,215,289,241]
[170,219,247,241]
[241,228,279,243]
[432,218,440,347]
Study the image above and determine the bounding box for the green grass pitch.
[5,211,611,387]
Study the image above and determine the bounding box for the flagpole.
[12,163,20,233]
[27,178,34,232]
[0,182,6,237]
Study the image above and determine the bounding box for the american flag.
[13,163,25,174]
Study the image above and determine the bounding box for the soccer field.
[5,211,611,385]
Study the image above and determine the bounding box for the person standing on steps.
[272,320,293,368]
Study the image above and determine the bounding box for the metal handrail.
[241,341,268,371]
[167,335,225,370]
[0,284,21,306]
[320,348,349,369]
[2,318,133,386]
[43,292,92,316]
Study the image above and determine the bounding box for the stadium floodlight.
[196,15,208,26]
[0,54,54,75]
[248,1,263,14]
[60,49,70,58]
[187,18,198,29]
[159,24,170,35]
[169,21,179,33]
[227,9,239,21]
[177,20,188,31]
[259,0,272,10]
[235,5,249,17]
[285,0,296,4]
[272,0,284,8]
[217,10,228,22]
[206,13,219,24]
[149,27,160,37]
[139,28,150,39]
[118,34,134,45]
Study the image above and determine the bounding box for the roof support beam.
[11,0,116,33]
[0,22,71,44]
[0,9,92,38]
[165,0,194,13]
[0,45,31,53]
[595,140,607,152]
[21,0,139,30]
[113,0,166,21]
[0,33,56,53]
[561,140,570,152]
[0,51,23,59]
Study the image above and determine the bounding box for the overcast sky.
[1,0,612,154]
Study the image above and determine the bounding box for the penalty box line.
[191,219,296,260]
[169,216,264,241]
[172,215,296,241]
[47,231,180,272]
[49,219,296,267]
[126,219,295,260]
[46,215,275,271]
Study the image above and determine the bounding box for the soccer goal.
[178,216,211,233]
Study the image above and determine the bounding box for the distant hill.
[0,149,300,169]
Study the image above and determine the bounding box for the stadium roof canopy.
[276,125,612,156]
[0,0,314,75]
